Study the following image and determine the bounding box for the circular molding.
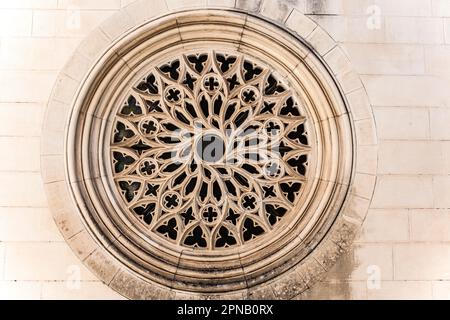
[41,0,377,300]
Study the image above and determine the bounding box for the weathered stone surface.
[85,249,122,284]
[271,270,309,300]
[39,5,369,301]
[110,271,176,300]
[247,285,277,300]
[8,0,450,301]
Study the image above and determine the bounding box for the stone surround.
[0,0,449,299]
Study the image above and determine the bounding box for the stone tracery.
[111,51,311,250]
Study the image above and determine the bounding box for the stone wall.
[0,0,449,299]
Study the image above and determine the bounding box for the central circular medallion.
[195,133,225,163]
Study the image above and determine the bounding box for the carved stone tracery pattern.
[111,51,311,250]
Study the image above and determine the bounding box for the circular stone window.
[111,50,314,252]
[42,7,376,300]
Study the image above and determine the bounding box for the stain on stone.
[248,284,277,300]
[296,248,360,300]
[236,0,264,12]
[307,0,325,14]
[285,0,300,6]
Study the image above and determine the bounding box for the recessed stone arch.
[41,0,377,300]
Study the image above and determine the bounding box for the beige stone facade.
[0,0,449,300]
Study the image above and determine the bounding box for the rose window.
[47,9,365,298]
[111,51,311,250]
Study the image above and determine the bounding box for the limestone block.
[0,281,42,300]
[247,284,277,300]
[431,108,450,140]
[433,176,450,208]
[0,0,57,9]
[68,230,98,261]
[0,207,63,242]
[50,74,80,105]
[0,244,4,280]
[324,46,352,76]
[372,176,434,209]
[425,46,450,79]
[432,281,450,299]
[362,75,448,107]
[0,173,47,207]
[355,145,378,175]
[77,28,112,61]
[432,0,450,17]
[44,181,85,239]
[336,70,363,94]
[85,249,122,284]
[166,0,207,10]
[410,210,450,241]
[378,141,447,175]
[235,0,263,12]
[345,88,372,121]
[343,43,425,75]
[349,244,393,281]
[32,9,114,37]
[110,270,175,300]
[4,242,97,281]
[57,0,122,10]
[325,244,393,281]
[285,9,317,38]
[354,119,377,146]
[344,16,385,43]
[445,18,450,43]
[271,270,308,300]
[99,10,133,41]
[306,0,343,15]
[385,17,444,44]
[367,281,432,300]
[124,0,168,23]
[207,0,236,8]
[41,129,64,156]
[343,194,371,223]
[41,281,124,300]
[0,103,44,137]
[0,10,32,36]
[374,107,430,140]
[0,137,40,172]
[307,15,345,42]
[343,0,432,17]
[121,0,137,7]
[0,38,81,71]
[358,210,409,242]
[0,71,56,103]
[260,0,294,23]
[60,50,93,82]
[42,100,70,134]
[394,244,450,280]
[298,280,367,300]
[307,27,336,56]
